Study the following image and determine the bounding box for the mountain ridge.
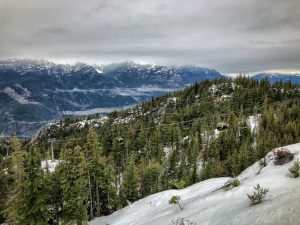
[0,59,222,136]
[252,72,300,84]
[1,59,300,137]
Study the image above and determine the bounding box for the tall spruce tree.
[58,146,88,225]
[20,148,50,224]
[142,162,164,196]
[84,127,105,218]
[121,155,139,205]
[4,137,26,223]
[48,168,63,225]
[239,138,254,171]
[0,155,10,223]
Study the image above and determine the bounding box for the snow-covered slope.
[90,143,300,225]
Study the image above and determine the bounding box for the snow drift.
[90,143,300,225]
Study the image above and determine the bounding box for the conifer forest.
[1,77,299,224]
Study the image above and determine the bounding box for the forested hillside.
[0,77,300,224]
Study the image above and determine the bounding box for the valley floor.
[90,143,300,225]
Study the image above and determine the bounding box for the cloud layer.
[1,0,300,73]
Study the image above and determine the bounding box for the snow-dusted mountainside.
[0,59,222,136]
[253,73,300,84]
[90,143,300,225]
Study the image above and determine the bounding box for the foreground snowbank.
[90,143,300,225]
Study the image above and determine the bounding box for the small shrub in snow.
[171,218,197,225]
[258,158,266,168]
[231,178,240,187]
[171,217,185,225]
[247,183,269,205]
[223,178,240,191]
[169,195,183,210]
[289,160,300,178]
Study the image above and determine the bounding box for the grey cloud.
[0,0,300,73]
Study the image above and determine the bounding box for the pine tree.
[187,134,201,184]
[167,145,180,185]
[256,129,277,160]
[230,149,240,176]
[20,148,50,224]
[239,138,254,171]
[84,127,105,218]
[10,136,25,183]
[58,146,88,224]
[112,136,126,176]
[0,155,10,223]
[99,165,120,214]
[47,169,63,225]
[143,162,164,196]
[4,137,26,223]
[5,148,50,225]
[121,155,139,205]
[10,136,22,153]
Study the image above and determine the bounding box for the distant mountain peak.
[252,72,300,84]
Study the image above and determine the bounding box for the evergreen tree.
[20,148,50,224]
[142,162,164,196]
[239,138,254,171]
[4,137,26,223]
[83,127,105,218]
[47,169,63,225]
[187,134,201,184]
[0,155,10,223]
[121,155,139,205]
[99,165,120,214]
[5,148,50,225]
[58,146,88,224]
[112,136,126,175]
[230,149,240,176]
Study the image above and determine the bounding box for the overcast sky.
[1,0,300,73]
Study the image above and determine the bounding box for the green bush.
[289,161,300,178]
[231,178,240,187]
[247,183,269,205]
[169,195,183,210]
[223,178,240,191]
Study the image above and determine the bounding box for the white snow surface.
[41,160,60,173]
[2,87,40,105]
[90,143,300,225]
[248,114,261,134]
[95,68,104,74]
[63,105,135,116]
[163,147,171,157]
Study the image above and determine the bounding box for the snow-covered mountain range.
[0,59,221,136]
[1,59,300,137]
[252,73,300,84]
[90,143,300,225]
